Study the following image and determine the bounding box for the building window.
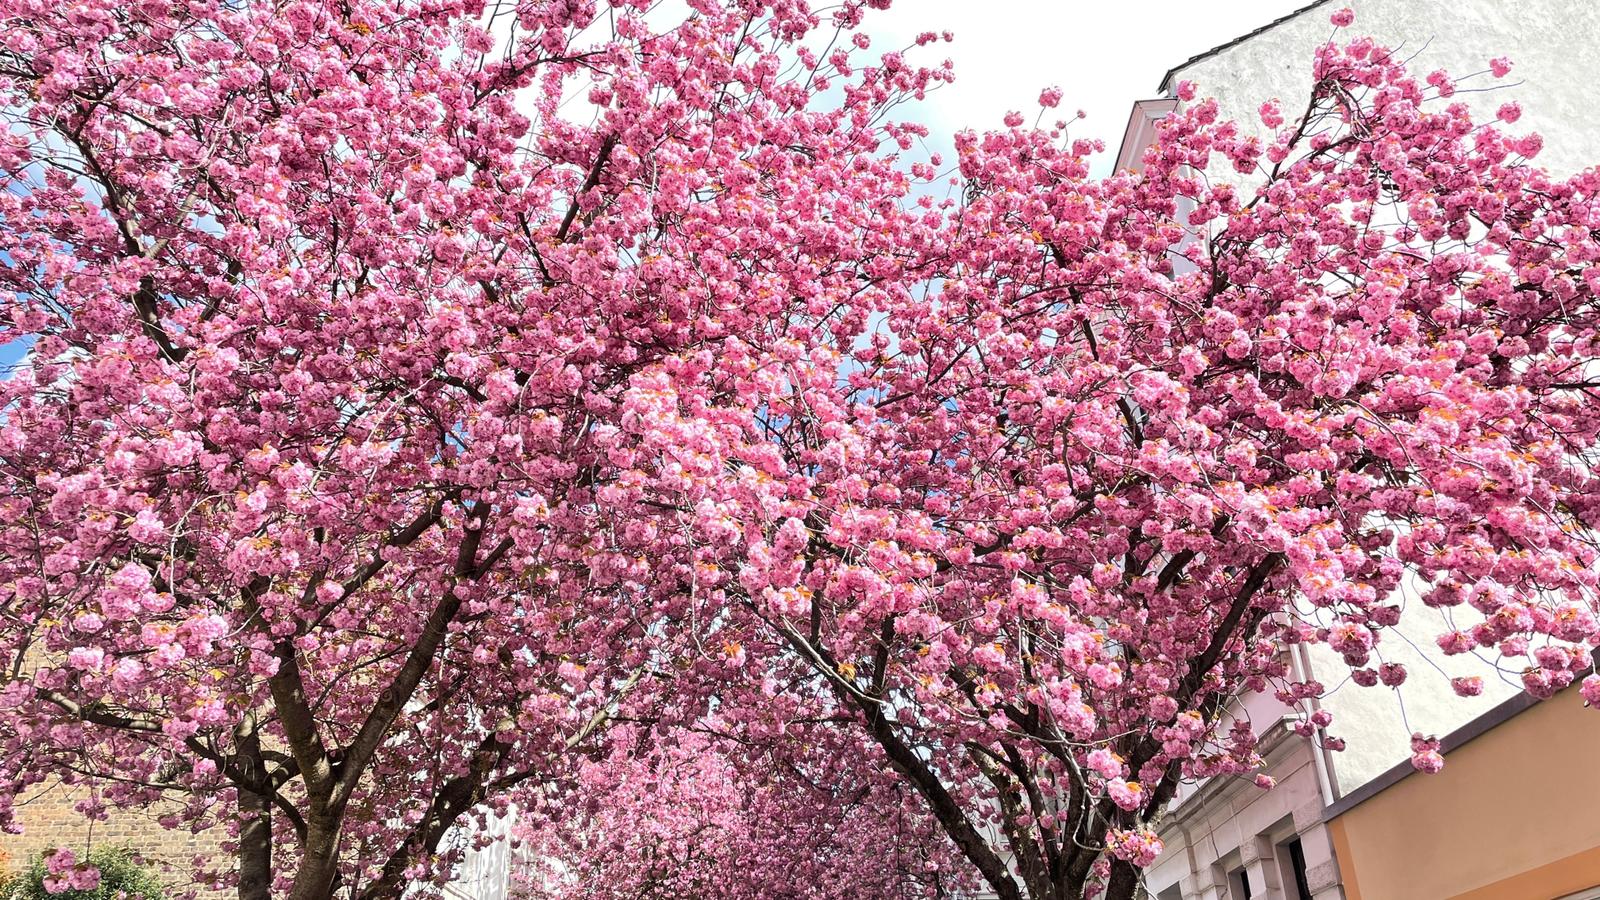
[1280,838,1313,900]
[1232,868,1252,900]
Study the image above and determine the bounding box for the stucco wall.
[1306,599,1519,797]
[1331,681,1600,900]
[1169,0,1600,179]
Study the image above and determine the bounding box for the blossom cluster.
[0,1,1595,899]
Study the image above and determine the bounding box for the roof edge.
[1321,660,1597,822]
[1158,0,1337,94]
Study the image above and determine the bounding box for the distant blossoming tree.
[513,725,969,900]
[3,0,1598,899]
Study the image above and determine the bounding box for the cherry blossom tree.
[512,725,971,900]
[663,10,1600,900]
[4,0,1599,897]
[0,0,953,896]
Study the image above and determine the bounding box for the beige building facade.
[1329,683,1600,900]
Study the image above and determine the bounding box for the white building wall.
[434,807,515,900]
[1148,725,1343,900]
[1167,0,1600,179]
[1303,604,1517,795]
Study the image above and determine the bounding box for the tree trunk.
[236,788,273,900]
[235,713,273,900]
[1104,858,1142,900]
[289,819,344,900]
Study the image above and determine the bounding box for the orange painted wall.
[1332,682,1600,900]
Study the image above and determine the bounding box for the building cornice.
[1155,715,1307,837]
[1156,0,1336,94]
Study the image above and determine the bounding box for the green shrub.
[0,846,165,900]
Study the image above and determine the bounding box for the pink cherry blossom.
[518,727,967,900]
[42,848,74,875]
[1106,827,1163,866]
[1410,734,1446,773]
[67,866,101,891]
[1,5,1597,900]
[1411,748,1446,774]
[1107,778,1146,811]
[1582,675,1600,706]
[1087,747,1125,780]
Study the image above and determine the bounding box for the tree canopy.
[1,1,1597,899]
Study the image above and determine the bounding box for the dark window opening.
[1285,838,1314,900]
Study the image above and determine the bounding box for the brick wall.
[0,778,231,898]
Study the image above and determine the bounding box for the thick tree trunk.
[289,819,345,900]
[236,788,273,900]
[235,712,273,900]
[1104,859,1142,900]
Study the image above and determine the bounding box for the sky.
[859,0,1312,175]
